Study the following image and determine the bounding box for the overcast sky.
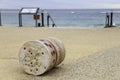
[0,0,120,9]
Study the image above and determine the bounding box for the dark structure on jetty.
[105,11,116,28]
[19,7,40,27]
[0,7,56,27]
[19,7,56,27]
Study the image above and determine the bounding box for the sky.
[0,0,120,9]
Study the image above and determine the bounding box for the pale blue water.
[1,9,120,28]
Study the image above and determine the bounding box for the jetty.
[0,7,56,27]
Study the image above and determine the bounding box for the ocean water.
[1,9,120,28]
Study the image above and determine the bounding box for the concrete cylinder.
[19,37,65,75]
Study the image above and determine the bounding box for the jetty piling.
[105,13,110,27]
[110,12,113,27]
[47,14,50,27]
[41,11,45,27]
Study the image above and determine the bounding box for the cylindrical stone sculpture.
[19,37,65,75]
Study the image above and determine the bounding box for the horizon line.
[1,8,120,10]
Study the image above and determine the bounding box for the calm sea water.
[1,9,120,28]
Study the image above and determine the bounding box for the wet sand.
[0,27,120,80]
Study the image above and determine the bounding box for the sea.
[1,9,120,28]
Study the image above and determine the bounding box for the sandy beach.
[0,26,120,80]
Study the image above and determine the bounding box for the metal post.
[19,13,22,27]
[107,13,110,27]
[41,12,44,27]
[0,11,2,26]
[35,14,38,27]
[105,12,110,28]
[47,15,50,27]
[105,13,108,27]
[110,12,113,27]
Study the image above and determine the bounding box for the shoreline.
[0,25,105,28]
[0,25,119,28]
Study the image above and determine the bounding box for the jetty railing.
[36,10,56,27]
[47,13,56,27]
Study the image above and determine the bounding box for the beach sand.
[0,26,120,80]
